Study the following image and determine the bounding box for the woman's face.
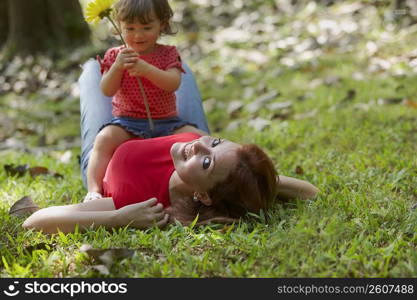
[171,136,240,192]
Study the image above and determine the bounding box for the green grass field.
[1,1,417,277]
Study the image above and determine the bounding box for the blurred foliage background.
[0,0,416,148]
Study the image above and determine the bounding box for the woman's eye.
[202,157,211,169]
[144,26,152,30]
[211,138,221,147]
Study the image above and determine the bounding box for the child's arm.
[100,63,124,97]
[140,65,181,92]
[122,49,181,92]
[100,48,136,96]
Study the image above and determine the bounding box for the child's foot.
[83,191,103,202]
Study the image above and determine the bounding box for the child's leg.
[86,125,134,196]
[173,125,208,136]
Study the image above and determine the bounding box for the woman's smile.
[171,137,241,192]
[182,142,195,160]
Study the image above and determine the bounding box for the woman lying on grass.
[23,132,318,233]
[22,59,318,233]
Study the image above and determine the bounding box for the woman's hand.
[114,198,169,229]
[276,175,319,201]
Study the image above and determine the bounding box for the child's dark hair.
[114,0,175,35]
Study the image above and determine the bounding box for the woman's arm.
[22,198,168,234]
[276,175,319,201]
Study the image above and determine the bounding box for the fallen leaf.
[248,117,270,132]
[53,172,64,179]
[4,138,26,150]
[80,244,134,267]
[309,78,323,89]
[227,100,244,116]
[242,86,255,99]
[28,166,63,179]
[4,164,29,177]
[202,98,218,113]
[246,90,280,113]
[395,85,405,92]
[352,72,365,80]
[324,75,341,86]
[9,196,40,217]
[295,165,304,175]
[293,109,318,120]
[297,92,314,102]
[59,150,72,164]
[29,166,49,178]
[377,97,403,105]
[404,99,417,108]
[267,101,293,111]
[354,103,371,112]
[272,110,292,120]
[225,120,243,132]
[341,89,356,102]
[24,242,54,254]
[157,253,167,262]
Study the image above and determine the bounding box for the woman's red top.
[102,132,201,209]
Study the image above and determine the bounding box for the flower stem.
[106,16,126,46]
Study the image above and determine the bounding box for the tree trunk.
[6,0,50,54]
[4,0,90,56]
[0,0,7,48]
[47,0,90,47]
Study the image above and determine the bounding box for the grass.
[1,55,416,277]
[1,1,417,278]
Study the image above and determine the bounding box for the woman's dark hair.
[114,0,175,35]
[166,144,278,225]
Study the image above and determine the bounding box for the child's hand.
[113,48,138,70]
[125,56,151,77]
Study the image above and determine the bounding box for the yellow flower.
[84,0,116,24]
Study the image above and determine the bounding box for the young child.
[84,0,205,201]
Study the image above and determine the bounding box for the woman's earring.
[193,193,199,202]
